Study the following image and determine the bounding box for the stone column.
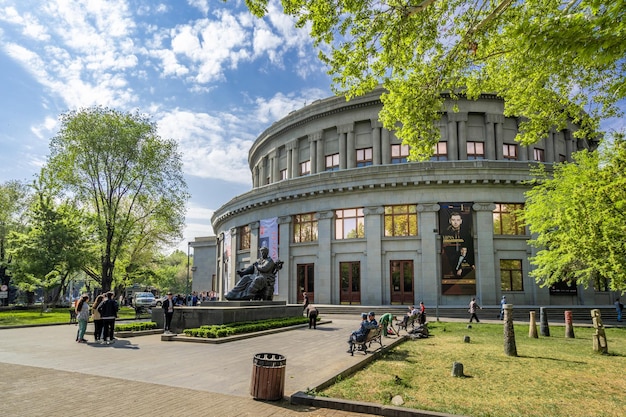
[540,307,550,337]
[315,210,334,304]
[249,221,260,265]
[227,228,238,291]
[253,165,259,188]
[364,206,384,304]
[316,137,325,173]
[485,114,497,160]
[371,120,382,165]
[286,145,293,179]
[529,311,538,338]
[308,134,318,174]
[278,216,292,301]
[290,140,299,178]
[503,304,518,356]
[546,131,555,163]
[418,203,440,307]
[338,124,352,169]
[473,202,496,305]
[494,115,505,159]
[446,114,458,161]
[456,113,468,160]
[564,310,575,338]
[271,149,279,183]
[565,129,573,162]
[381,128,391,164]
[347,129,356,168]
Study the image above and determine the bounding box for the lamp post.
[186,242,191,302]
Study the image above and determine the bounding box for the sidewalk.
[0,316,383,417]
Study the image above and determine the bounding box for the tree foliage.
[523,137,626,293]
[46,107,189,293]
[246,0,625,158]
[8,171,90,306]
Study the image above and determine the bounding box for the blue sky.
[0,0,332,252]
[1,1,624,255]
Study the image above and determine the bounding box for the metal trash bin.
[250,353,286,401]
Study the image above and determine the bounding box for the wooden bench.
[395,313,418,334]
[349,325,383,356]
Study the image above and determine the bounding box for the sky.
[1,1,624,256]
[0,0,333,253]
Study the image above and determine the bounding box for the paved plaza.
[0,316,386,417]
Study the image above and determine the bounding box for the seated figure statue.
[225,247,283,301]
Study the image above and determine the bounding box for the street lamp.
[186,242,191,301]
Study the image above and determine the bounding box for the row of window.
[286,143,563,179]
[238,203,525,248]
[296,259,525,301]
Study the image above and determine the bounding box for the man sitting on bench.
[347,312,378,353]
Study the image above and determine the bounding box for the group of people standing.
[75,291,119,344]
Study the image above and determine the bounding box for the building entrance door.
[340,261,361,304]
[390,260,414,304]
[297,263,315,303]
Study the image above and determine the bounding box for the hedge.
[183,316,310,338]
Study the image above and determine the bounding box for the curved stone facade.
[211,88,605,307]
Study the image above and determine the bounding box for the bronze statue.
[225,247,283,301]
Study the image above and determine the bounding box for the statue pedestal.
[152,301,302,333]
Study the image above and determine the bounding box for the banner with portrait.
[439,203,476,295]
[223,231,231,294]
[260,217,279,294]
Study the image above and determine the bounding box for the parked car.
[154,295,168,307]
[132,292,156,308]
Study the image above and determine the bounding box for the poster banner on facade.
[439,202,476,295]
[260,217,279,294]
[223,232,231,294]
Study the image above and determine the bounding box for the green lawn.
[0,307,138,326]
[322,321,626,417]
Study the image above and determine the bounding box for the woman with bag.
[75,294,90,343]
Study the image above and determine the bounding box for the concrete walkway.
[0,316,387,417]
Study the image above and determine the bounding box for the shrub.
[183,316,308,338]
[115,322,158,332]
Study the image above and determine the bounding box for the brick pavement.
[0,316,383,417]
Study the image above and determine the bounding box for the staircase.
[313,304,620,324]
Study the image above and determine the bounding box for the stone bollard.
[591,309,608,354]
[463,335,470,343]
[529,311,538,338]
[540,307,550,337]
[564,310,575,338]
[503,304,518,357]
[451,362,464,377]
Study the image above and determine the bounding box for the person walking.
[91,294,104,343]
[302,291,309,316]
[75,294,90,343]
[163,292,175,334]
[418,301,427,325]
[306,304,319,329]
[469,297,481,323]
[98,291,119,345]
[615,298,623,322]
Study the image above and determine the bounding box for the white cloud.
[30,116,58,140]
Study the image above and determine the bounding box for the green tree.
[46,107,189,293]
[8,172,90,307]
[523,137,626,292]
[0,181,30,305]
[246,0,624,157]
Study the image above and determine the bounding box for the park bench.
[395,313,418,335]
[68,309,77,324]
[349,325,383,356]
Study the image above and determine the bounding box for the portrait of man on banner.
[439,203,476,295]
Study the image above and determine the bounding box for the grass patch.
[322,322,626,417]
[0,307,138,326]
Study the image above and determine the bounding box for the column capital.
[338,123,354,134]
[447,112,468,122]
[364,206,384,215]
[486,113,505,124]
[278,216,292,225]
[472,202,497,212]
[417,203,440,213]
[308,131,323,142]
[316,210,335,220]
[370,119,383,128]
[249,221,260,230]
